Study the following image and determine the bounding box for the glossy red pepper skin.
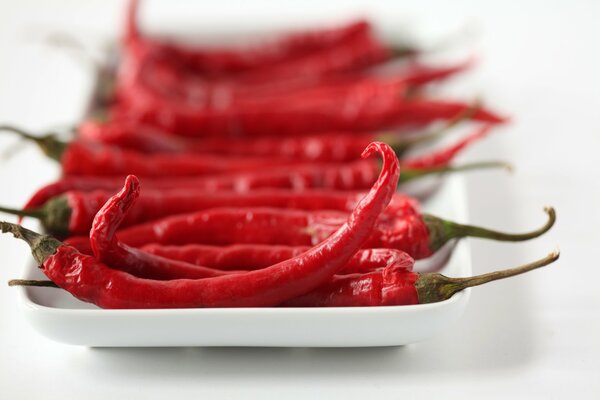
[60,141,307,177]
[67,204,431,259]
[280,264,419,307]
[125,0,375,76]
[80,121,380,160]
[66,189,419,235]
[90,176,414,281]
[116,76,503,137]
[141,243,413,274]
[43,142,401,308]
[89,176,239,280]
[23,159,382,210]
[115,50,470,111]
[24,124,491,211]
[77,119,187,154]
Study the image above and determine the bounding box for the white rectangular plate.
[16,175,471,347]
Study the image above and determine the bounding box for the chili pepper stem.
[380,97,482,155]
[0,197,71,236]
[416,250,560,304]
[423,206,556,251]
[0,125,66,162]
[399,161,512,184]
[0,205,44,219]
[0,221,61,265]
[8,279,59,288]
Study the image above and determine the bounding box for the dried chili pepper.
[0,142,399,308]
[280,251,559,306]
[65,204,555,260]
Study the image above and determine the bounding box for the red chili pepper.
[116,45,471,110]
[19,155,507,215]
[114,81,504,137]
[1,123,496,178]
[65,204,555,260]
[141,243,413,274]
[78,90,476,160]
[1,188,418,236]
[78,119,188,154]
[281,263,418,307]
[113,47,504,138]
[89,175,414,281]
[6,244,560,308]
[210,30,391,85]
[229,59,472,105]
[89,175,241,280]
[79,120,392,159]
[125,0,384,77]
[0,142,400,308]
[280,251,559,307]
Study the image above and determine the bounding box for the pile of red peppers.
[0,0,559,309]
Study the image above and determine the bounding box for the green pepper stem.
[0,197,71,236]
[0,125,66,162]
[8,279,59,288]
[0,221,62,265]
[399,160,512,184]
[0,205,45,219]
[416,250,560,304]
[423,207,556,251]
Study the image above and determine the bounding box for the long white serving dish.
[15,174,471,347]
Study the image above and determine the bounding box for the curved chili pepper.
[141,243,413,274]
[89,175,413,280]
[65,204,555,260]
[280,251,559,306]
[0,188,418,236]
[0,142,399,308]
[7,250,560,307]
[87,176,241,280]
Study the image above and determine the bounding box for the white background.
[0,0,599,398]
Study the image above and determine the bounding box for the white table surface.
[0,1,598,398]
